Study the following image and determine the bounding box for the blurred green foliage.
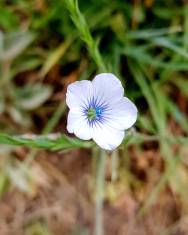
[0,0,188,234]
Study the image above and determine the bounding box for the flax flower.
[66,73,137,150]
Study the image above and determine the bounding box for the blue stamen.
[96,107,103,117]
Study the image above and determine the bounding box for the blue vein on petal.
[81,95,109,128]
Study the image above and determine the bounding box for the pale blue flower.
[66,73,137,150]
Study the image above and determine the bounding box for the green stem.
[0,133,93,150]
[0,132,187,150]
[25,102,66,164]
[111,150,118,182]
[64,0,107,72]
[95,148,106,235]
[1,60,11,84]
[42,102,66,135]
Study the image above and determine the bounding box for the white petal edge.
[66,80,93,110]
[92,124,125,150]
[105,97,138,130]
[67,111,92,140]
[67,111,80,133]
[92,73,124,105]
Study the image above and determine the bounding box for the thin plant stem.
[95,148,106,235]
[111,150,118,182]
[0,132,187,150]
[0,57,11,85]
[64,0,107,72]
[0,133,93,150]
[42,102,66,135]
[25,102,66,164]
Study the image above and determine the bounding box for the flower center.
[87,107,103,120]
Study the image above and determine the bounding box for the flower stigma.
[87,107,103,120]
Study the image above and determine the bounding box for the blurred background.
[0,0,188,234]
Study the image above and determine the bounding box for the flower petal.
[92,124,125,150]
[66,80,93,110]
[67,111,80,133]
[67,111,92,140]
[92,73,124,105]
[105,97,137,130]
